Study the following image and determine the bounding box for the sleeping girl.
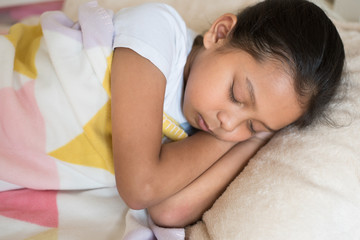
[111,0,345,227]
[0,0,344,228]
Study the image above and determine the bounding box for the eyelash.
[248,120,256,135]
[229,82,240,104]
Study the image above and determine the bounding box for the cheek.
[186,75,223,106]
[184,88,215,119]
[183,76,206,109]
[182,84,197,124]
[182,88,203,122]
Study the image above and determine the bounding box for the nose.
[217,110,243,132]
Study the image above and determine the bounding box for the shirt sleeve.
[112,3,188,80]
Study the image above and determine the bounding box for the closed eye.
[229,82,241,104]
[248,120,256,135]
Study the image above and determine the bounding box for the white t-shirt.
[112,3,197,132]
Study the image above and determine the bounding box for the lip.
[197,114,211,132]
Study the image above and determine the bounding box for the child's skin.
[111,13,304,227]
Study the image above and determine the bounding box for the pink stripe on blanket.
[0,189,58,228]
[0,80,59,190]
[7,1,64,21]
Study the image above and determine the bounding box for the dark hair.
[226,0,345,128]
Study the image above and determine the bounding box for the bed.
[0,0,359,239]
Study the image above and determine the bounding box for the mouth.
[197,114,211,133]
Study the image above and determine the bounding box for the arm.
[111,48,236,209]
[148,133,273,228]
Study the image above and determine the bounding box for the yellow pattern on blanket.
[0,13,188,192]
[5,23,42,79]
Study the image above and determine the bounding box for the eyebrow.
[246,77,256,107]
[246,77,276,132]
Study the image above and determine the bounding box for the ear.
[203,13,237,49]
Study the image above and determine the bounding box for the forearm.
[148,137,269,228]
[114,131,235,209]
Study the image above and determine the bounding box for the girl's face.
[182,47,304,142]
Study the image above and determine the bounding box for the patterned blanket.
[0,1,185,239]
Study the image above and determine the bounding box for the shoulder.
[113,3,192,80]
[113,3,188,52]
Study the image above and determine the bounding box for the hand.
[250,131,275,145]
[255,131,275,140]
